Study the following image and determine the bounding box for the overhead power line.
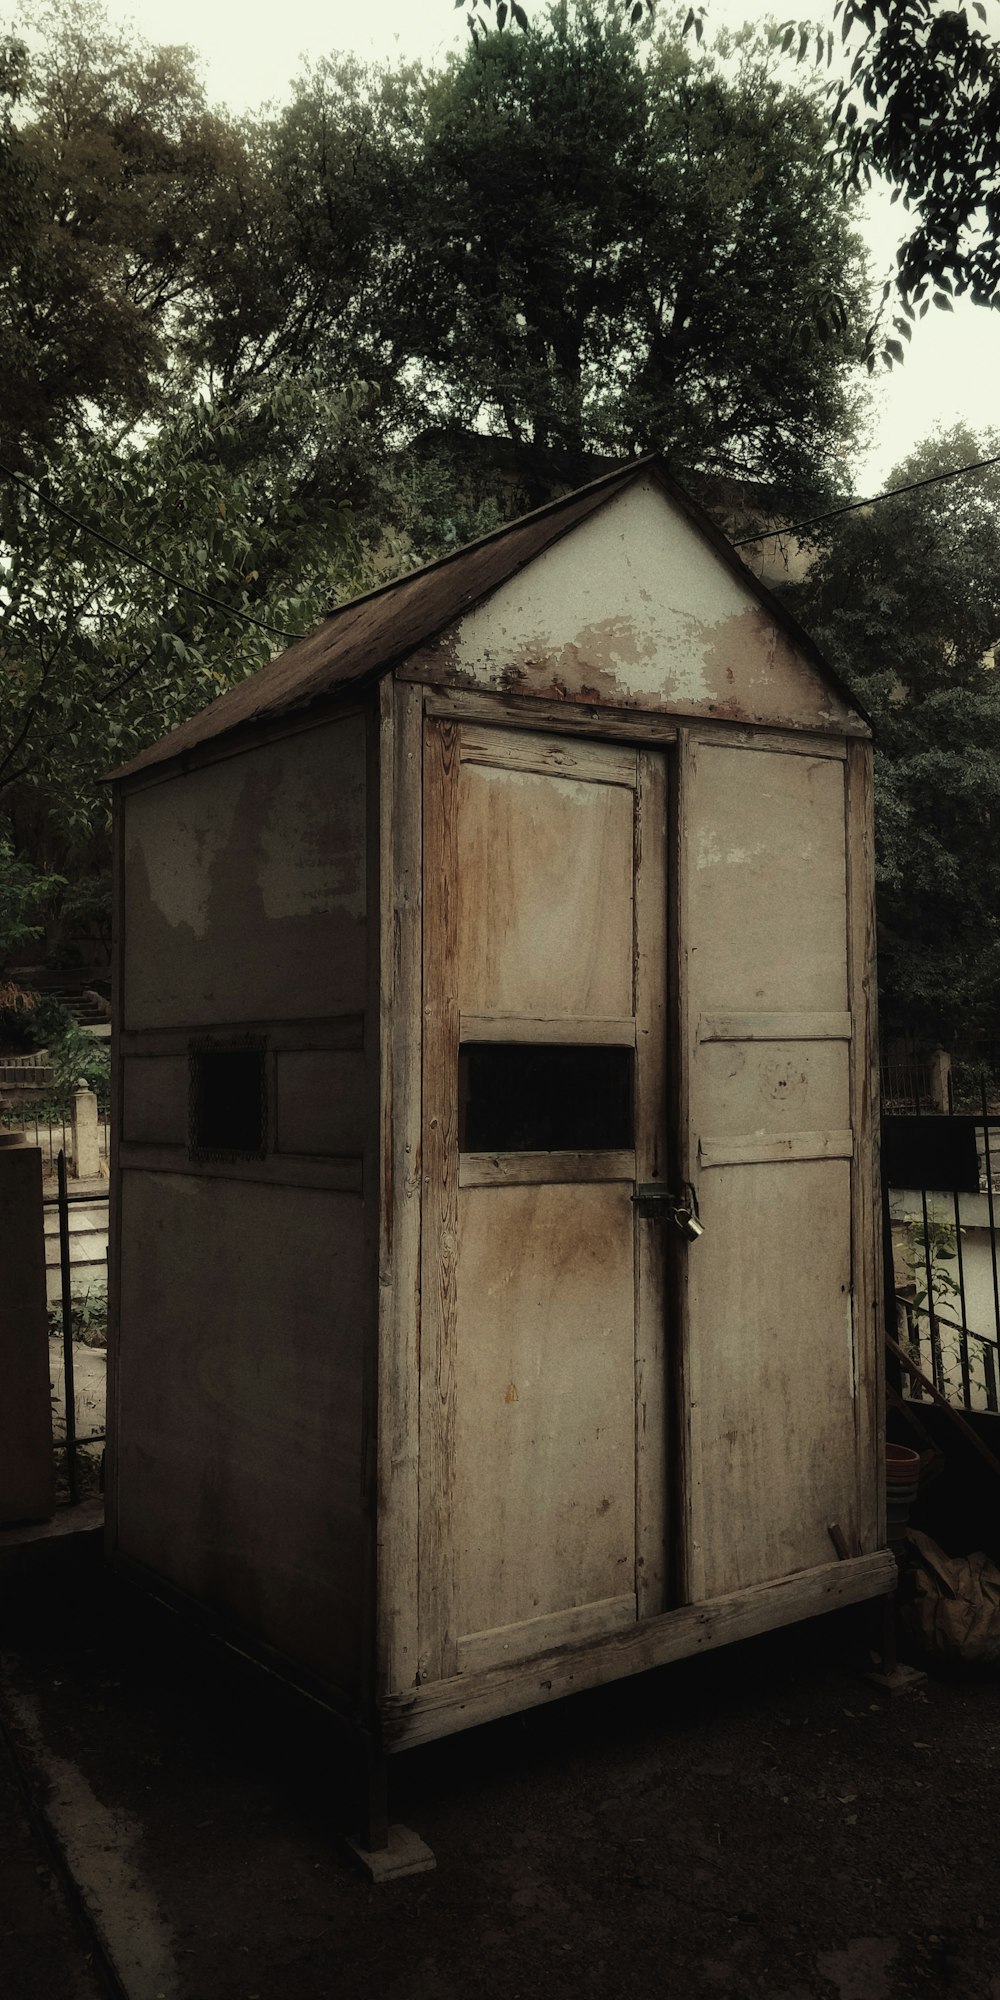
[733,451,1000,547]
[0,459,305,643]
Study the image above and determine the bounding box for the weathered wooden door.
[420,721,669,1682]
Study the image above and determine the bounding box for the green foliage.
[47,1282,107,1345]
[0,0,875,933]
[0,837,63,966]
[788,426,1000,1051]
[26,994,109,1106]
[902,1211,961,1315]
[774,0,1000,347]
[216,3,869,501]
[1,0,238,460]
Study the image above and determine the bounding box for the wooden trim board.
[459,1013,636,1046]
[382,1550,897,1749]
[458,727,637,788]
[376,679,424,1698]
[419,716,462,1682]
[458,1149,635,1187]
[698,1012,852,1044]
[121,1016,365,1056]
[458,1593,637,1675]
[698,1131,854,1169]
[845,738,884,1553]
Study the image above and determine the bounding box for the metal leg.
[343,1725,436,1881]
[359,1725,389,1853]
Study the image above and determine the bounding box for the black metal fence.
[46,1152,109,1502]
[883,1074,1000,1417]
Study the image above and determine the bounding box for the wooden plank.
[419,685,681,743]
[690,1158,858,1596]
[120,1015,365,1056]
[359,695,382,1724]
[846,739,884,1552]
[117,1143,363,1193]
[458,725,637,788]
[695,1041,851,1148]
[122,1055,188,1146]
[117,1175,369,1689]
[376,679,424,1699]
[698,1130,854,1169]
[275,1051,366,1157]
[419,716,462,1682]
[458,1593,636,1674]
[634,748,669,1618]
[692,724,848,761]
[699,1012,852,1044]
[672,728,701,1604]
[687,744,849,1017]
[458,1149,635,1188]
[452,1182,636,1648]
[459,1013,636,1047]
[457,756,635,1021]
[122,717,368,1032]
[382,1550,897,1749]
[421,687,856,754]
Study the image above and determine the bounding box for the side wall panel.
[122,718,366,1029]
[118,1175,366,1686]
[113,713,371,1697]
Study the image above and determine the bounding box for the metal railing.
[2,1103,110,1177]
[884,1075,1000,1417]
[45,1152,109,1502]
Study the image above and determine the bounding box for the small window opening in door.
[459,1043,633,1153]
[189,1040,267,1158]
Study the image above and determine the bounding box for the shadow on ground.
[2,1549,999,2000]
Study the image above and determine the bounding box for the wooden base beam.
[383,1550,897,1751]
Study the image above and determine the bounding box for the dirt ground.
[2,1545,1000,2000]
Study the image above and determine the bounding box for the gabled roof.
[112,454,867,781]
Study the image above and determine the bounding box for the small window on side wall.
[189,1039,267,1159]
[459,1043,633,1153]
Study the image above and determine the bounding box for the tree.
[0,0,238,461]
[770,0,1000,359]
[0,371,510,955]
[787,426,1000,1052]
[173,4,870,509]
[0,0,878,966]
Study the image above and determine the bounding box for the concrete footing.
[345,1823,437,1882]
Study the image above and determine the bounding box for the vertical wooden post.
[846,737,884,1553]
[376,680,424,1701]
[418,717,461,1684]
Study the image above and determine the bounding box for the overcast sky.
[90,0,1000,494]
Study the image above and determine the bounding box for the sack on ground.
[902,1527,1000,1664]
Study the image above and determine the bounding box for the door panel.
[453,1182,637,1646]
[456,760,636,1021]
[683,739,858,1599]
[420,722,669,1680]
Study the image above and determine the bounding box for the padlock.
[673,1205,705,1242]
[671,1182,704,1242]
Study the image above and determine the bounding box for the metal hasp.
[632,1182,704,1240]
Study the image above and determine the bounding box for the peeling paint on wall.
[410,478,856,733]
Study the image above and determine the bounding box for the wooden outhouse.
[108,457,895,1839]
